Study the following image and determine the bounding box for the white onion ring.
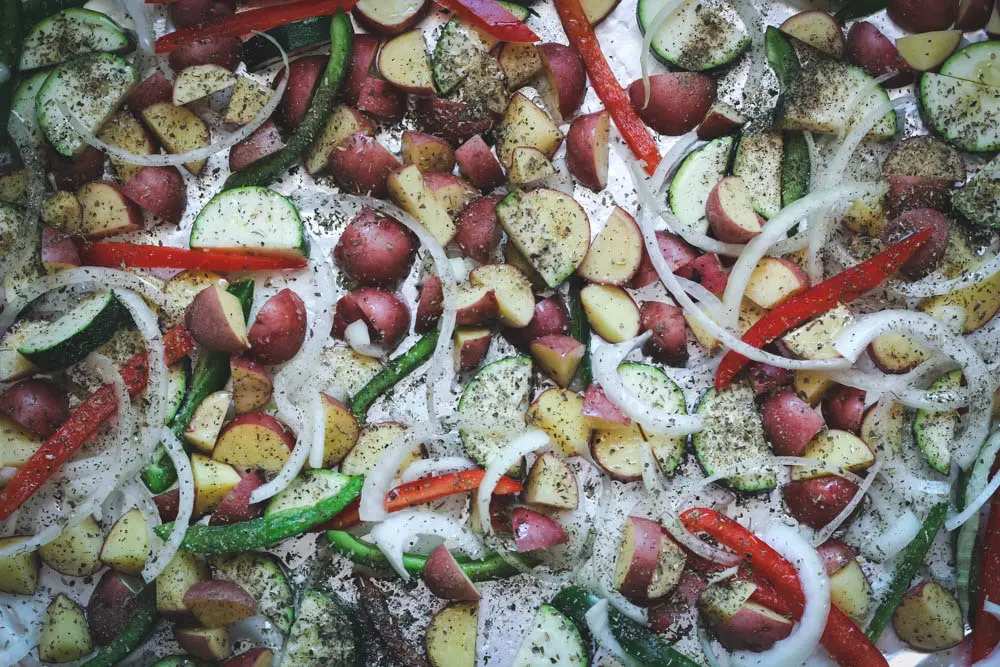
[812,459,882,546]
[251,390,318,505]
[368,509,484,581]
[477,429,550,534]
[360,420,444,522]
[344,318,386,358]
[307,390,328,470]
[142,430,194,581]
[119,0,154,55]
[638,0,686,108]
[400,456,476,483]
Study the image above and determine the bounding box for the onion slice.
[344,319,386,358]
[477,429,550,534]
[360,420,444,522]
[251,391,319,504]
[142,430,193,581]
[368,509,484,581]
[812,460,882,546]
[400,456,476,483]
[585,599,643,667]
[638,0,686,108]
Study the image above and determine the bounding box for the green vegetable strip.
[551,586,701,667]
[155,475,363,553]
[0,0,22,133]
[326,529,519,581]
[568,278,592,388]
[832,0,886,21]
[19,0,83,31]
[865,502,949,642]
[764,26,799,90]
[80,586,157,667]
[142,279,254,492]
[349,331,440,423]
[223,9,352,189]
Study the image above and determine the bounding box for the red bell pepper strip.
[681,508,888,667]
[154,0,357,52]
[553,0,661,175]
[79,241,308,272]
[0,326,195,520]
[320,469,523,530]
[714,227,935,391]
[435,0,539,43]
[972,500,1000,659]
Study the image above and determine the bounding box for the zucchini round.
[637,0,749,71]
[20,8,131,71]
[241,16,332,71]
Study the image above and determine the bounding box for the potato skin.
[424,544,480,601]
[127,72,173,112]
[846,22,914,87]
[627,73,716,136]
[886,175,952,218]
[455,195,503,263]
[782,476,860,529]
[415,96,495,146]
[229,120,284,173]
[333,287,411,350]
[822,385,866,434]
[122,166,187,224]
[415,275,444,333]
[51,146,104,192]
[761,389,825,457]
[87,571,145,646]
[630,231,698,288]
[0,378,70,437]
[342,34,380,106]
[887,0,959,32]
[334,207,418,287]
[170,0,235,28]
[248,289,308,365]
[455,135,505,190]
[502,296,570,350]
[209,471,264,525]
[880,208,950,280]
[168,37,243,72]
[328,132,401,199]
[276,55,327,130]
[640,301,688,364]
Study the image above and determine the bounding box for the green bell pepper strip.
[155,475,363,554]
[568,278,592,388]
[550,586,701,667]
[764,26,799,90]
[223,9,352,189]
[80,586,158,667]
[831,0,886,21]
[142,279,255,492]
[326,529,519,581]
[865,502,949,642]
[349,331,440,424]
[0,0,22,133]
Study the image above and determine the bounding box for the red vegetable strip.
[154,0,357,52]
[435,0,539,43]
[680,508,888,667]
[79,242,308,271]
[553,0,661,175]
[0,326,194,520]
[714,227,935,390]
[973,501,1000,659]
[320,469,523,530]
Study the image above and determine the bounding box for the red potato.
[183,580,257,628]
[168,37,242,72]
[615,516,663,605]
[531,334,585,387]
[122,166,187,224]
[328,132,401,198]
[170,0,235,28]
[566,110,610,192]
[630,231,698,289]
[502,296,570,350]
[706,176,764,243]
[640,302,688,365]
[779,10,845,58]
[583,383,631,429]
[229,120,284,172]
[649,571,708,634]
[174,626,229,661]
[353,0,430,35]
[887,0,959,32]
[424,544,480,600]
[153,489,180,522]
[762,389,825,457]
[455,135,505,191]
[846,22,915,87]
[50,146,104,192]
[880,208,951,280]
[248,288,307,365]
[454,327,491,372]
[87,571,145,645]
[186,284,250,354]
[230,358,272,413]
[332,287,411,350]
[955,0,994,30]
[823,385,866,434]
[127,72,173,113]
[223,648,274,667]
[538,43,587,121]
[423,172,478,216]
[401,131,455,174]
[748,362,794,396]
[415,275,443,333]
[708,600,794,652]
[75,181,143,239]
[276,55,326,129]
[456,195,503,262]
[782,476,860,529]
[209,470,264,525]
[817,540,856,575]
[415,96,495,146]
[455,286,499,326]
[41,225,81,272]
[0,379,70,438]
[334,207,417,287]
[696,102,745,140]
[511,507,569,552]
[675,253,728,296]
[343,35,380,105]
[212,413,294,471]
[886,175,952,217]
[355,76,405,121]
[628,73,716,136]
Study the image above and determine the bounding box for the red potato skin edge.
[455,135,505,191]
[761,389,825,457]
[334,207,418,288]
[627,73,716,136]
[168,37,242,72]
[455,195,504,263]
[782,476,861,529]
[617,515,664,606]
[424,543,481,600]
[0,379,71,438]
[332,287,411,350]
[122,166,187,224]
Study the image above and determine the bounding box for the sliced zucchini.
[693,383,776,491]
[20,8,131,70]
[283,589,356,667]
[765,25,800,89]
[781,131,811,207]
[920,72,1000,153]
[913,370,961,475]
[17,290,126,371]
[637,0,749,71]
[189,187,308,258]
[953,162,1000,230]
[732,129,784,219]
[9,70,50,150]
[241,15,333,71]
[937,41,1000,87]
[668,135,733,234]
[35,51,138,156]
[265,469,352,515]
[211,552,295,634]
[458,356,533,466]
[164,361,188,424]
[511,604,588,667]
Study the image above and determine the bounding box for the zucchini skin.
[568,277,592,388]
[0,0,22,133]
[223,10,352,189]
[79,586,157,667]
[764,26,799,90]
[550,586,701,667]
[241,15,332,71]
[20,0,86,28]
[349,331,440,424]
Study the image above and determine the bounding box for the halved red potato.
[502,296,570,350]
[896,31,962,71]
[630,231,698,289]
[343,34,380,105]
[277,55,326,129]
[168,37,242,73]
[822,385,866,434]
[511,507,569,552]
[955,0,993,30]
[169,0,235,28]
[627,73,716,136]
[424,172,478,216]
[455,135,505,191]
[415,96,495,146]
[496,92,563,166]
[212,413,295,471]
[185,285,250,354]
[209,470,264,525]
[577,207,642,285]
[175,626,229,661]
[353,0,429,35]
[507,146,556,185]
[377,30,435,95]
[846,22,914,87]
[50,147,104,192]
[153,490,180,522]
[696,101,745,141]
[887,0,959,32]
[73,181,143,238]
[155,550,208,619]
[122,166,187,224]
[87,571,144,645]
[892,580,964,651]
[817,540,874,619]
[334,207,417,287]
[524,388,591,458]
[675,253,728,296]
[401,131,455,174]
[639,301,688,364]
[415,275,444,333]
[332,287,411,350]
[780,10,845,58]
[470,263,535,327]
[880,208,950,280]
[524,452,579,510]
[886,175,952,217]
[748,362,794,396]
[455,284,499,326]
[306,105,374,175]
[456,195,503,262]
[248,288,307,365]
[387,165,456,245]
[319,393,359,466]
[355,76,406,121]
[869,332,930,373]
[495,42,542,89]
[783,475,860,529]
[566,110,610,192]
[537,43,587,121]
[0,378,69,438]
[614,516,663,605]
[229,120,284,172]
[530,334,585,388]
[127,72,173,113]
[183,580,257,628]
[706,176,764,243]
[329,132,401,198]
[793,429,875,479]
[582,383,631,430]
[184,391,231,453]
[223,648,274,667]
[41,225,81,272]
[580,284,641,343]
[424,544,480,601]
[699,580,794,652]
[761,389,825,457]
[743,257,809,309]
[454,327,491,372]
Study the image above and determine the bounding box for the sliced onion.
[477,429,550,534]
[639,440,664,494]
[250,391,318,504]
[706,566,740,585]
[119,0,154,55]
[344,318,386,358]
[891,252,1000,298]
[948,432,1000,532]
[400,456,476,483]
[585,599,643,667]
[812,460,882,546]
[143,430,194,581]
[828,368,968,410]
[638,0,686,109]
[0,593,47,665]
[368,509,484,581]
[360,420,444,522]
[307,390,328,470]
[592,334,704,435]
